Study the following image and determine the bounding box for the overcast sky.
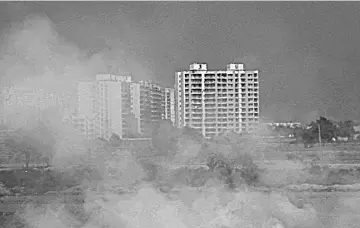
[1,2,360,123]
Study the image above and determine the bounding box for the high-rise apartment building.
[131,81,165,137]
[164,88,175,125]
[175,63,259,138]
[2,86,58,127]
[95,74,134,140]
[64,81,97,139]
[63,113,96,140]
[76,82,96,119]
[74,74,172,139]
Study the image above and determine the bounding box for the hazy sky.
[1,2,360,122]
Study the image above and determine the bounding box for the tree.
[4,129,38,168]
[293,127,305,143]
[181,127,204,142]
[122,114,141,138]
[300,116,338,147]
[109,133,122,147]
[0,181,10,197]
[338,120,355,139]
[204,132,261,189]
[29,121,56,166]
[151,120,182,155]
[302,128,317,148]
[315,116,338,143]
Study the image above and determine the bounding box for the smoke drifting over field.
[0,14,109,165]
[0,14,357,228]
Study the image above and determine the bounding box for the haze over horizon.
[0,2,359,123]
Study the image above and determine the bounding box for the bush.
[172,167,212,188]
[206,153,228,171]
[286,153,304,162]
[0,181,11,197]
[206,152,261,189]
[140,161,159,182]
[232,153,261,187]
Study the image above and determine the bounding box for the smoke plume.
[0,13,356,228]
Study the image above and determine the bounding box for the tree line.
[2,115,356,171]
[272,117,359,148]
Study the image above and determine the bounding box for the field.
[250,142,360,164]
[294,191,360,227]
[1,140,360,227]
[2,189,360,228]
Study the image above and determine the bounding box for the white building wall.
[95,74,133,140]
[164,88,175,125]
[130,83,141,134]
[77,82,96,118]
[175,63,260,138]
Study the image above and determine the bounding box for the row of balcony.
[185,105,259,109]
[184,81,259,87]
[185,98,259,103]
[184,83,259,88]
[185,91,259,97]
[185,101,258,106]
[184,97,259,102]
[186,111,259,116]
[184,89,259,95]
[185,117,259,122]
[187,124,258,132]
[200,78,259,83]
[183,73,258,79]
[186,89,259,93]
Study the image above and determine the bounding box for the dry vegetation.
[1,13,360,228]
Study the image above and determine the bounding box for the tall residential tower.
[164,87,175,125]
[130,81,165,137]
[95,74,133,139]
[175,63,259,138]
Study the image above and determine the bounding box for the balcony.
[217,108,227,113]
[205,118,216,123]
[204,79,216,84]
[191,84,202,88]
[192,114,202,118]
[205,103,216,107]
[191,74,202,79]
[204,99,216,104]
[191,89,202,94]
[190,100,202,105]
[204,88,216,92]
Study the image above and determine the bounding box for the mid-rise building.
[74,74,173,139]
[164,88,175,125]
[95,74,133,140]
[175,63,259,138]
[131,81,165,137]
[2,86,53,127]
[2,81,78,125]
[76,81,96,119]
[63,113,96,140]
[64,81,98,139]
[267,122,302,129]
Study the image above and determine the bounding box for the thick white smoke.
[0,13,357,228]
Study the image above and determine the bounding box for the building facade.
[2,86,55,128]
[94,74,134,140]
[63,113,96,140]
[77,81,96,119]
[64,81,98,139]
[164,87,175,125]
[175,63,259,138]
[131,81,165,137]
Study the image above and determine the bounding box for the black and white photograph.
[1,2,360,228]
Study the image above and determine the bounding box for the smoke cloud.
[0,12,357,228]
